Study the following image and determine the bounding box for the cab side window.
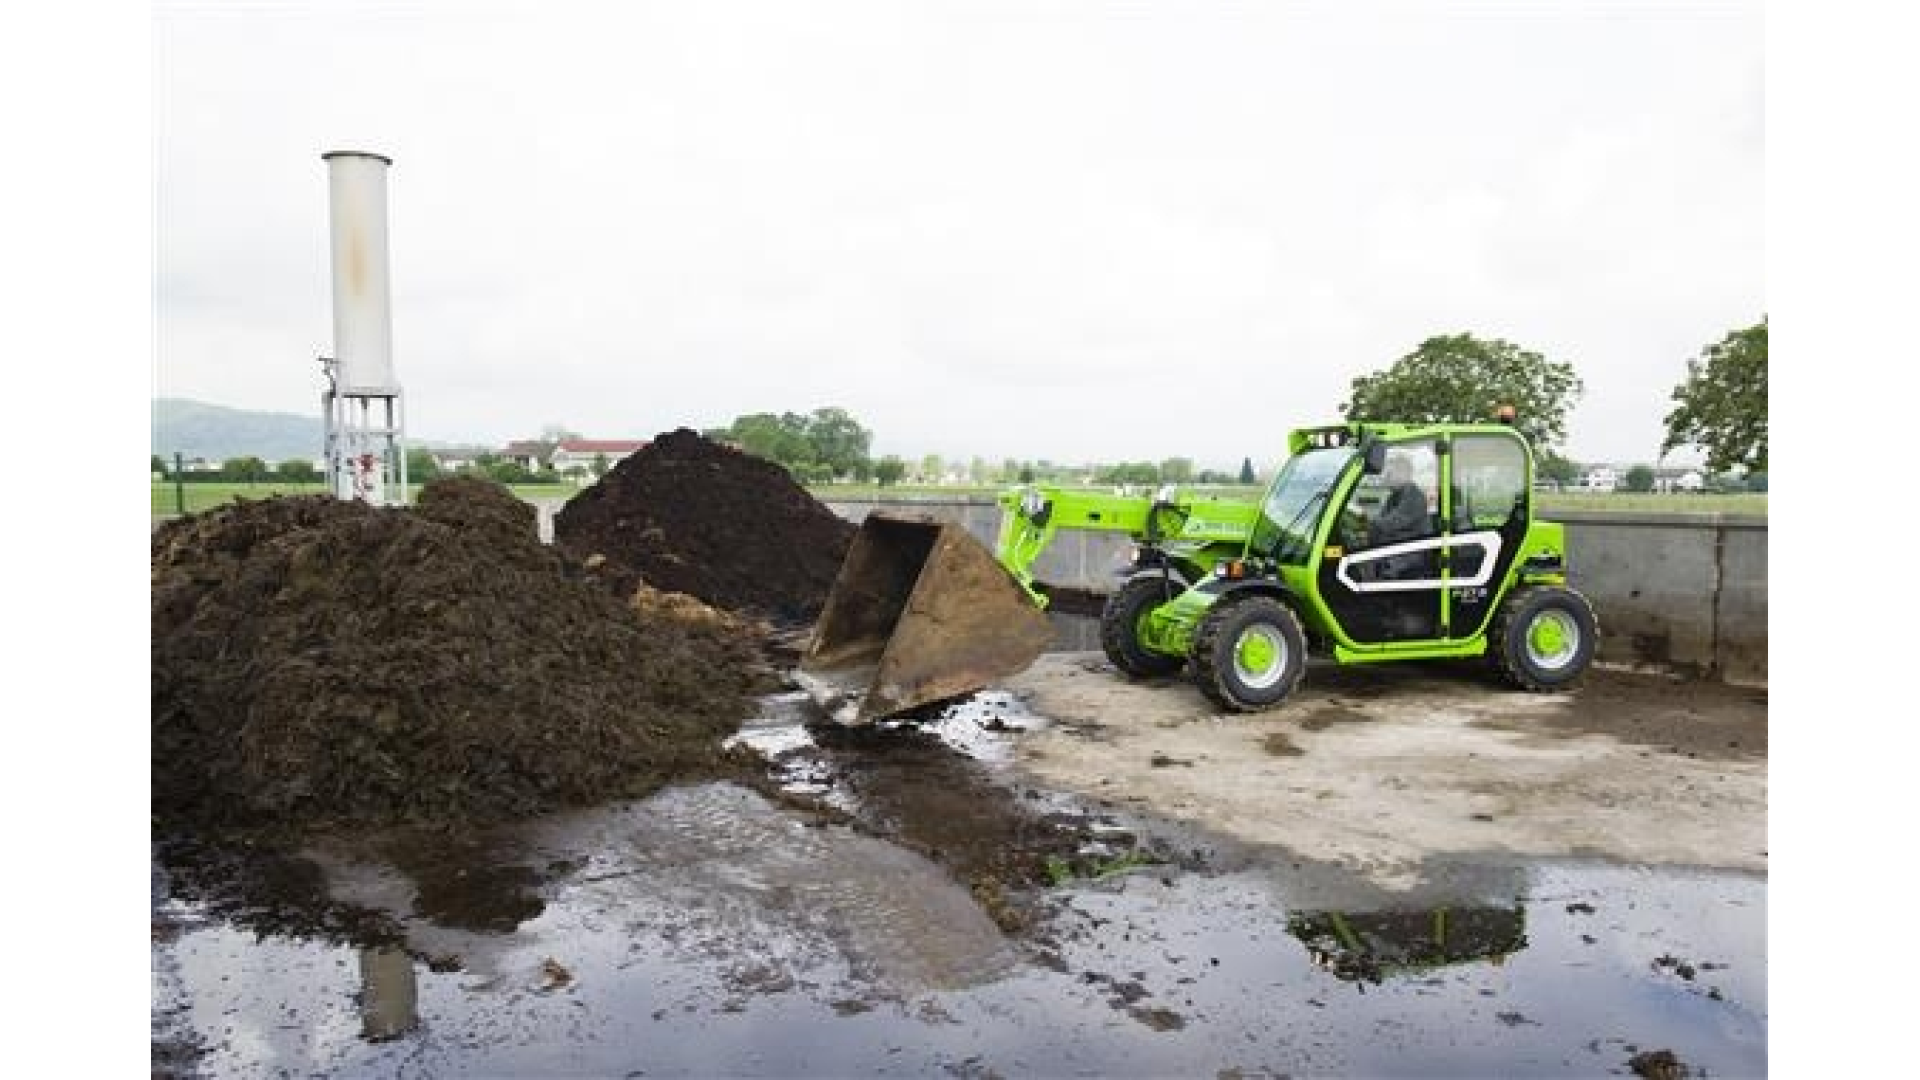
[1344,441,1439,551]
[1452,436,1527,530]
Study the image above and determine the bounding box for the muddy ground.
[153,640,1766,1078]
[1003,655,1767,900]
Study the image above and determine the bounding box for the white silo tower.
[320,150,407,505]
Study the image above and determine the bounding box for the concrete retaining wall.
[1553,510,1767,686]
[822,498,1768,687]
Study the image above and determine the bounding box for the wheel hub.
[1234,626,1287,689]
[1526,610,1579,670]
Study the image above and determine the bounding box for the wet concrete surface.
[153,630,1766,1078]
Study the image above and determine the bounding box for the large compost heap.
[151,476,766,833]
[553,428,857,622]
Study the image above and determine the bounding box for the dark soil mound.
[151,478,764,832]
[553,428,857,621]
[413,472,538,546]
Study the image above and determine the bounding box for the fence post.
[173,452,186,516]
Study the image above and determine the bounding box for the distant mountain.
[152,398,325,463]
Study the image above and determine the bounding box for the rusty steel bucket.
[798,513,1054,724]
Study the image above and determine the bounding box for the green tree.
[919,454,944,483]
[1537,451,1581,487]
[709,406,875,476]
[151,454,169,478]
[874,455,907,487]
[485,460,535,485]
[1342,333,1584,452]
[805,406,873,477]
[1661,318,1767,474]
[591,453,610,479]
[1624,465,1655,493]
[790,461,834,485]
[1159,457,1194,484]
[1019,464,1036,484]
[720,412,811,465]
[405,448,442,482]
[1238,457,1256,485]
[223,456,270,485]
[1097,462,1160,485]
[277,459,320,483]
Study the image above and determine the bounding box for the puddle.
[154,816,1763,1078]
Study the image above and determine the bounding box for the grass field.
[154,481,1765,519]
[151,482,579,517]
[1537,491,1765,514]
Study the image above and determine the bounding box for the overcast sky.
[152,0,1762,469]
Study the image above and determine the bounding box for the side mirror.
[1362,441,1387,475]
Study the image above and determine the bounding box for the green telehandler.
[799,417,1597,721]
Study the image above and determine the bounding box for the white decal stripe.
[1335,531,1505,594]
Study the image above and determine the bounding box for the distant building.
[1575,463,1707,494]
[549,439,649,476]
[501,440,550,470]
[1577,466,1621,492]
[1652,466,1706,493]
[426,446,490,472]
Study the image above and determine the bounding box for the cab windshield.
[1250,447,1355,563]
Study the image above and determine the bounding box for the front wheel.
[1489,585,1598,691]
[1191,595,1308,712]
[1100,576,1186,678]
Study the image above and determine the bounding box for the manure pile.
[151,477,766,832]
[554,428,856,622]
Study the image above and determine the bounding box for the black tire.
[1191,595,1308,712]
[1489,585,1599,691]
[1100,576,1186,677]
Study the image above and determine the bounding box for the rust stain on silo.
[347,228,368,296]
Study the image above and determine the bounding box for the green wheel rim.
[1525,609,1579,671]
[1234,624,1287,690]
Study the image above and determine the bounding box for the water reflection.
[356,946,419,1042]
[1288,903,1529,984]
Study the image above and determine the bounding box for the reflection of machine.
[357,945,419,1041]
[803,415,1597,721]
[1287,904,1529,984]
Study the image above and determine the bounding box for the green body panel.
[1139,585,1223,657]
[994,486,1260,607]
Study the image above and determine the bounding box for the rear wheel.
[1100,576,1186,677]
[1489,585,1598,691]
[1191,595,1308,712]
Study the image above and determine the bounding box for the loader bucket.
[799,512,1054,724]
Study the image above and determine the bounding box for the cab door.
[1317,438,1444,644]
[1437,432,1532,641]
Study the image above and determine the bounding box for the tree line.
[155,319,1766,490]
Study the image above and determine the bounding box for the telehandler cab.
[800,417,1597,720]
